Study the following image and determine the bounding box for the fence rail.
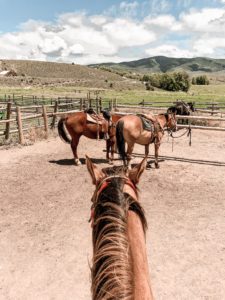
[1,95,225,145]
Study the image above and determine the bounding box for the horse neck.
[157,114,168,129]
[92,179,133,299]
[127,211,154,300]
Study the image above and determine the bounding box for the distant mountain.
[90,56,225,73]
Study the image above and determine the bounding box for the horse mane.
[91,177,147,300]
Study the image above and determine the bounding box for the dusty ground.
[0,130,225,300]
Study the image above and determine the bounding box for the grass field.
[0,83,225,106]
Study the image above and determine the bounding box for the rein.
[169,126,192,146]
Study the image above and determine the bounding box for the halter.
[89,175,138,226]
[165,112,177,135]
[91,175,137,205]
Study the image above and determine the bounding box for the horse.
[86,155,154,300]
[116,112,177,169]
[167,101,195,124]
[58,110,123,165]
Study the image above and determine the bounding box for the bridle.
[89,175,138,226]
[166,113,177,135]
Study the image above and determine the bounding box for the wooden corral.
[0,95,225,144]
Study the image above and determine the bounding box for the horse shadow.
[49,157,109,166]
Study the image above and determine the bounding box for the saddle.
[137,113,163,142]
[85,108,109,140]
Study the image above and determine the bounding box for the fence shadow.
[132,153,225,167]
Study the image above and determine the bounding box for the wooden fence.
[116,100,225,115]
[0,97,117,143]
[0,95,225,145]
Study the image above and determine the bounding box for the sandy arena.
[0,130,225,300]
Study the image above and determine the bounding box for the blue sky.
[0,0,225,64]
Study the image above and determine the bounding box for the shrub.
[145,83,154,91]
[141,71,190,92]
[192,75,209,85]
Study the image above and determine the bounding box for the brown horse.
[86,155,154,300]
[116,113,177,169]
[58,111,122,165]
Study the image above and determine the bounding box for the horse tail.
[116,120,126,162]
[58,117,71,144]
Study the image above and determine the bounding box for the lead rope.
[187,126,192,146]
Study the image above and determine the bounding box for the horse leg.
[71,135,81,165]
[126,143,134,169]
[145,144,150,168]
[154,140,160,169]
[106,139,114,165]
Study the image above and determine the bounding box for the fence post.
[42,105,48,137]
[99,97,102,112]
[80,98,84,111]
[51,100,58,129]
[109,99,112,111]
[115,98,117,109]
[89,98,92,108]
[16,106,25,145]
[96,98,99,113]
[5,101,12,140]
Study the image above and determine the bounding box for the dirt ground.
[0,129,225,300]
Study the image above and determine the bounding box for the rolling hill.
[90,56,225,74]
[0,59,143,89]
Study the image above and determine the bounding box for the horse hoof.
[74,159,81,166]
[155,164,160,169]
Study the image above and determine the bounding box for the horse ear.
[86,155,104,185]
[128,157,147,185]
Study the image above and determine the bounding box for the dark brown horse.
[116,112,177,169]
[58,111,123,165]
[86,155,154,300]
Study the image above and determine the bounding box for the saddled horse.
[116,112,177,169]
[58,110,123,165]
[86,155,154,300]
[167,101,195,124]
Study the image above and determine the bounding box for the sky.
[0,0,225,64]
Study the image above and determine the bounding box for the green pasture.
[0,84,225,106]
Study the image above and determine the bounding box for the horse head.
[85,155,153,299]
[187,102,195,112]
[166,113,177,132]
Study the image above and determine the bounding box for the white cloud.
[180,8,225,32]
[0,11,157,64]
[103,18,155,47]
[119,1,139,17]
[193,35,225,56]
[145,44,194,58]
[104,1,139,18]
[144,15,182,31]
[0,4,225,64]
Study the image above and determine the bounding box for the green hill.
[90,56,225,74]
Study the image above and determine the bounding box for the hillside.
[0,59,122,80]
[90,56,225,74]
[0,59,143,90]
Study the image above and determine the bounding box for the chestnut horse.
[86,155,154,300]
[116,113,177,169]
[58,111,122,165]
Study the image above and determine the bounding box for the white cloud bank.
[0,5,225,64]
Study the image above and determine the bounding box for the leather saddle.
[85,108,109,139]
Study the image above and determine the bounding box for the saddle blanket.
[139,116,154,132]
